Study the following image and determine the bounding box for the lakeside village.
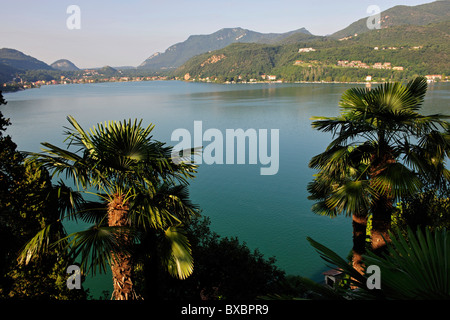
[2,46,448,92]
[2,71,171,92]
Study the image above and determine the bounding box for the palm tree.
[308,77,450,265]
[308,144,373,274]
[19,116,200,300]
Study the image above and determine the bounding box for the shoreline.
[3,78,448,94]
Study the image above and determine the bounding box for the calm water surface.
[3,81,449,298]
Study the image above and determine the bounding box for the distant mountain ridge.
[176,20,449,82]
[138,27,313,70]
[0,48,52,71]
[0,0,449,85]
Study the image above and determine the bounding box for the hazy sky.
[0,0,434,68]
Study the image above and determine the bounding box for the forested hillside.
[176,21,450,83]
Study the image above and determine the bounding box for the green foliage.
[0,91,86,299]
[330,1,450,39]
[161,226,193,280]
[97,66,119,77]
[177,43,281,80]
[137,216,289,300]
[393,181,450,234]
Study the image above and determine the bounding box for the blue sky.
[0,0,434,68]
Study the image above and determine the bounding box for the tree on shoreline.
[308,77,450,271]
[19,116,200,300]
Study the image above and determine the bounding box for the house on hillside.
[261,74,277,81]
[425,75,442,82]
[298,47,316,53]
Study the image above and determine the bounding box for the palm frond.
[18,222,67,265]
[310,200,339,218]
[362,228,450,299]
[26,142,101,190]
[309,228,450,299]
[64,225,134,275]
[75,200,108,225]
[325,180,373,216]
[161,226,194,280]
[65,115,95,151]
[405,76,428,108]
[339,86,370,113]
[49,179,87,221]
[128,182,200,231]
[370,162,422,199]
[306,236,367,290]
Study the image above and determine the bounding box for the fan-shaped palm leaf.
[308,227,450,299]
[18,224,66,265]
[325,180,374,216]
[370,162,422,199]
[363,228,450,299]
[161,226,194,280]
[63,225,134,276]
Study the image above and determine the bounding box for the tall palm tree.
[308,77,450,264]
[19,116,200,300]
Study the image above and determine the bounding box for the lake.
[3,80,449,298]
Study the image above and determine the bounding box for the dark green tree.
[0,92,85,299]
[393,179,450,234]
[137,216,287,300]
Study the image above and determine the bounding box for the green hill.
[330,0,450,39]
[97,65,119,77]
[175,21,450,83]
[177,43,283,80]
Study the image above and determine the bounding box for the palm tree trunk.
[108,194,137,300]
[371,194,392,255]
[352,213,367,275]
[369,143,394,255]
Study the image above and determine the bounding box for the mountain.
[0,62,19,83]
[51,59,79,71]
[0,48,53,71]
[330,0,450,39]
[138,27,313,70]
[176,20,450,82]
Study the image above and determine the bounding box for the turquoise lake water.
[3,80,449,298]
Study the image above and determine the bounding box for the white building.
[298,47,316,53]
